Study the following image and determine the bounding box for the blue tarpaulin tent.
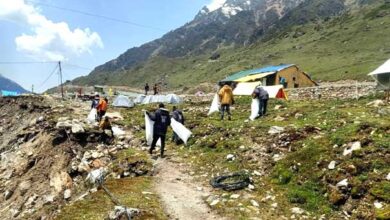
[1,90,19,97]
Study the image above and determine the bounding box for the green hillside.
[73,3,390,88]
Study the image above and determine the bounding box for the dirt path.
[153,158,227,220]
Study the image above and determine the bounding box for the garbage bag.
[249,99,259,121]
[87,108,97,123]
[170,118,192,145]
[86,168,106,186]
[112,126,125,137]
[144,112,161,146]
[208,94,220,116]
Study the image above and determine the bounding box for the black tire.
[210,172,250,191]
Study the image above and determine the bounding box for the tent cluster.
[1,90,19,97]
[134,94,182,105]
[110,94,182,108]
[112,95,135,108]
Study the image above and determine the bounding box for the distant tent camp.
[112,95,134,108]
[369,59,390,89]
[221,64,317,88]
[1,90,19,97]
[134,94,182,105]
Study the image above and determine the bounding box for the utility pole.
[58,61,64,99]
[31,84,34,94]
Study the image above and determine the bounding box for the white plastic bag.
[87,108,97,124]
[112,126,125,137]
[170,118,192,145]
[144,112,161,146]
[86,168,106,185]
[208,94,220,116]
[249,99,260,121]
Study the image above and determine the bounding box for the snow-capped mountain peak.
[206,0,227,12]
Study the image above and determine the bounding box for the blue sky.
[0,0,214,92]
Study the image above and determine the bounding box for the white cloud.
[206,0,227,12]
[0,0,103,61]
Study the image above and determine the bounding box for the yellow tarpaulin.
[234,72,275,82]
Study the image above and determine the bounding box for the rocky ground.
[0,91,389,220]
[0,96,164,219]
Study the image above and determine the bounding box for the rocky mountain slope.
[71,0,387,88]
[0,75,27,93]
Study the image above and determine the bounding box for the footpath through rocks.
[153,157,227,220]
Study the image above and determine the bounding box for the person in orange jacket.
[218,83,234,120]
[97,97,108,121]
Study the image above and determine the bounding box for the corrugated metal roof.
[221,64,294,82]
[234,71,275,82]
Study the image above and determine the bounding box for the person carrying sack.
[252,85,269,118]
[218,83,234,120]
[146,103,171,158]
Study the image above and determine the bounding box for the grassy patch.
[56,177,166,220]
[370,181,390,202]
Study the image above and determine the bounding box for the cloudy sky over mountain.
[0,0,212,92]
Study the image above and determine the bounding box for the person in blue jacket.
[146,103,171,158]
[91,94,99,109]
[252,85,269,118]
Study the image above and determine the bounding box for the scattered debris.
[366,100,385,107]
[210,199,220,206]
[210,172,251,191]
[336,179,349,188]
[374,201,383,209]
[250,200,259,207]
[268,126,285,135]
[343,141,361,156]
[226,154,235,161]
[107,206,140,220]
[64,189,72,200]
[291,207,304,215]
[328,161,336,170]
[230,194,240,199]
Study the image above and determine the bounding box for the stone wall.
[286,82,378,100]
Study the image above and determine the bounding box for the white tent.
[165,94,182,104]
[233,82,261,96]
[113,95,134,108]
[369,59,390,89]
[134,95,146,104]
[135,94,182,105]
[233,83,284,98]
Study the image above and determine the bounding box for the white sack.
[86,168,106,186]
[170,118,192,145]
[250,98,260,121]
[87,108,97,124]
[208,94,220,116]
[144,112,161,146]
[112,126,125,137]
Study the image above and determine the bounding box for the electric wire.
[38,65,58,88]
[26,0,168,32]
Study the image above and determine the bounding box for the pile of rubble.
[0,96,137,219]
